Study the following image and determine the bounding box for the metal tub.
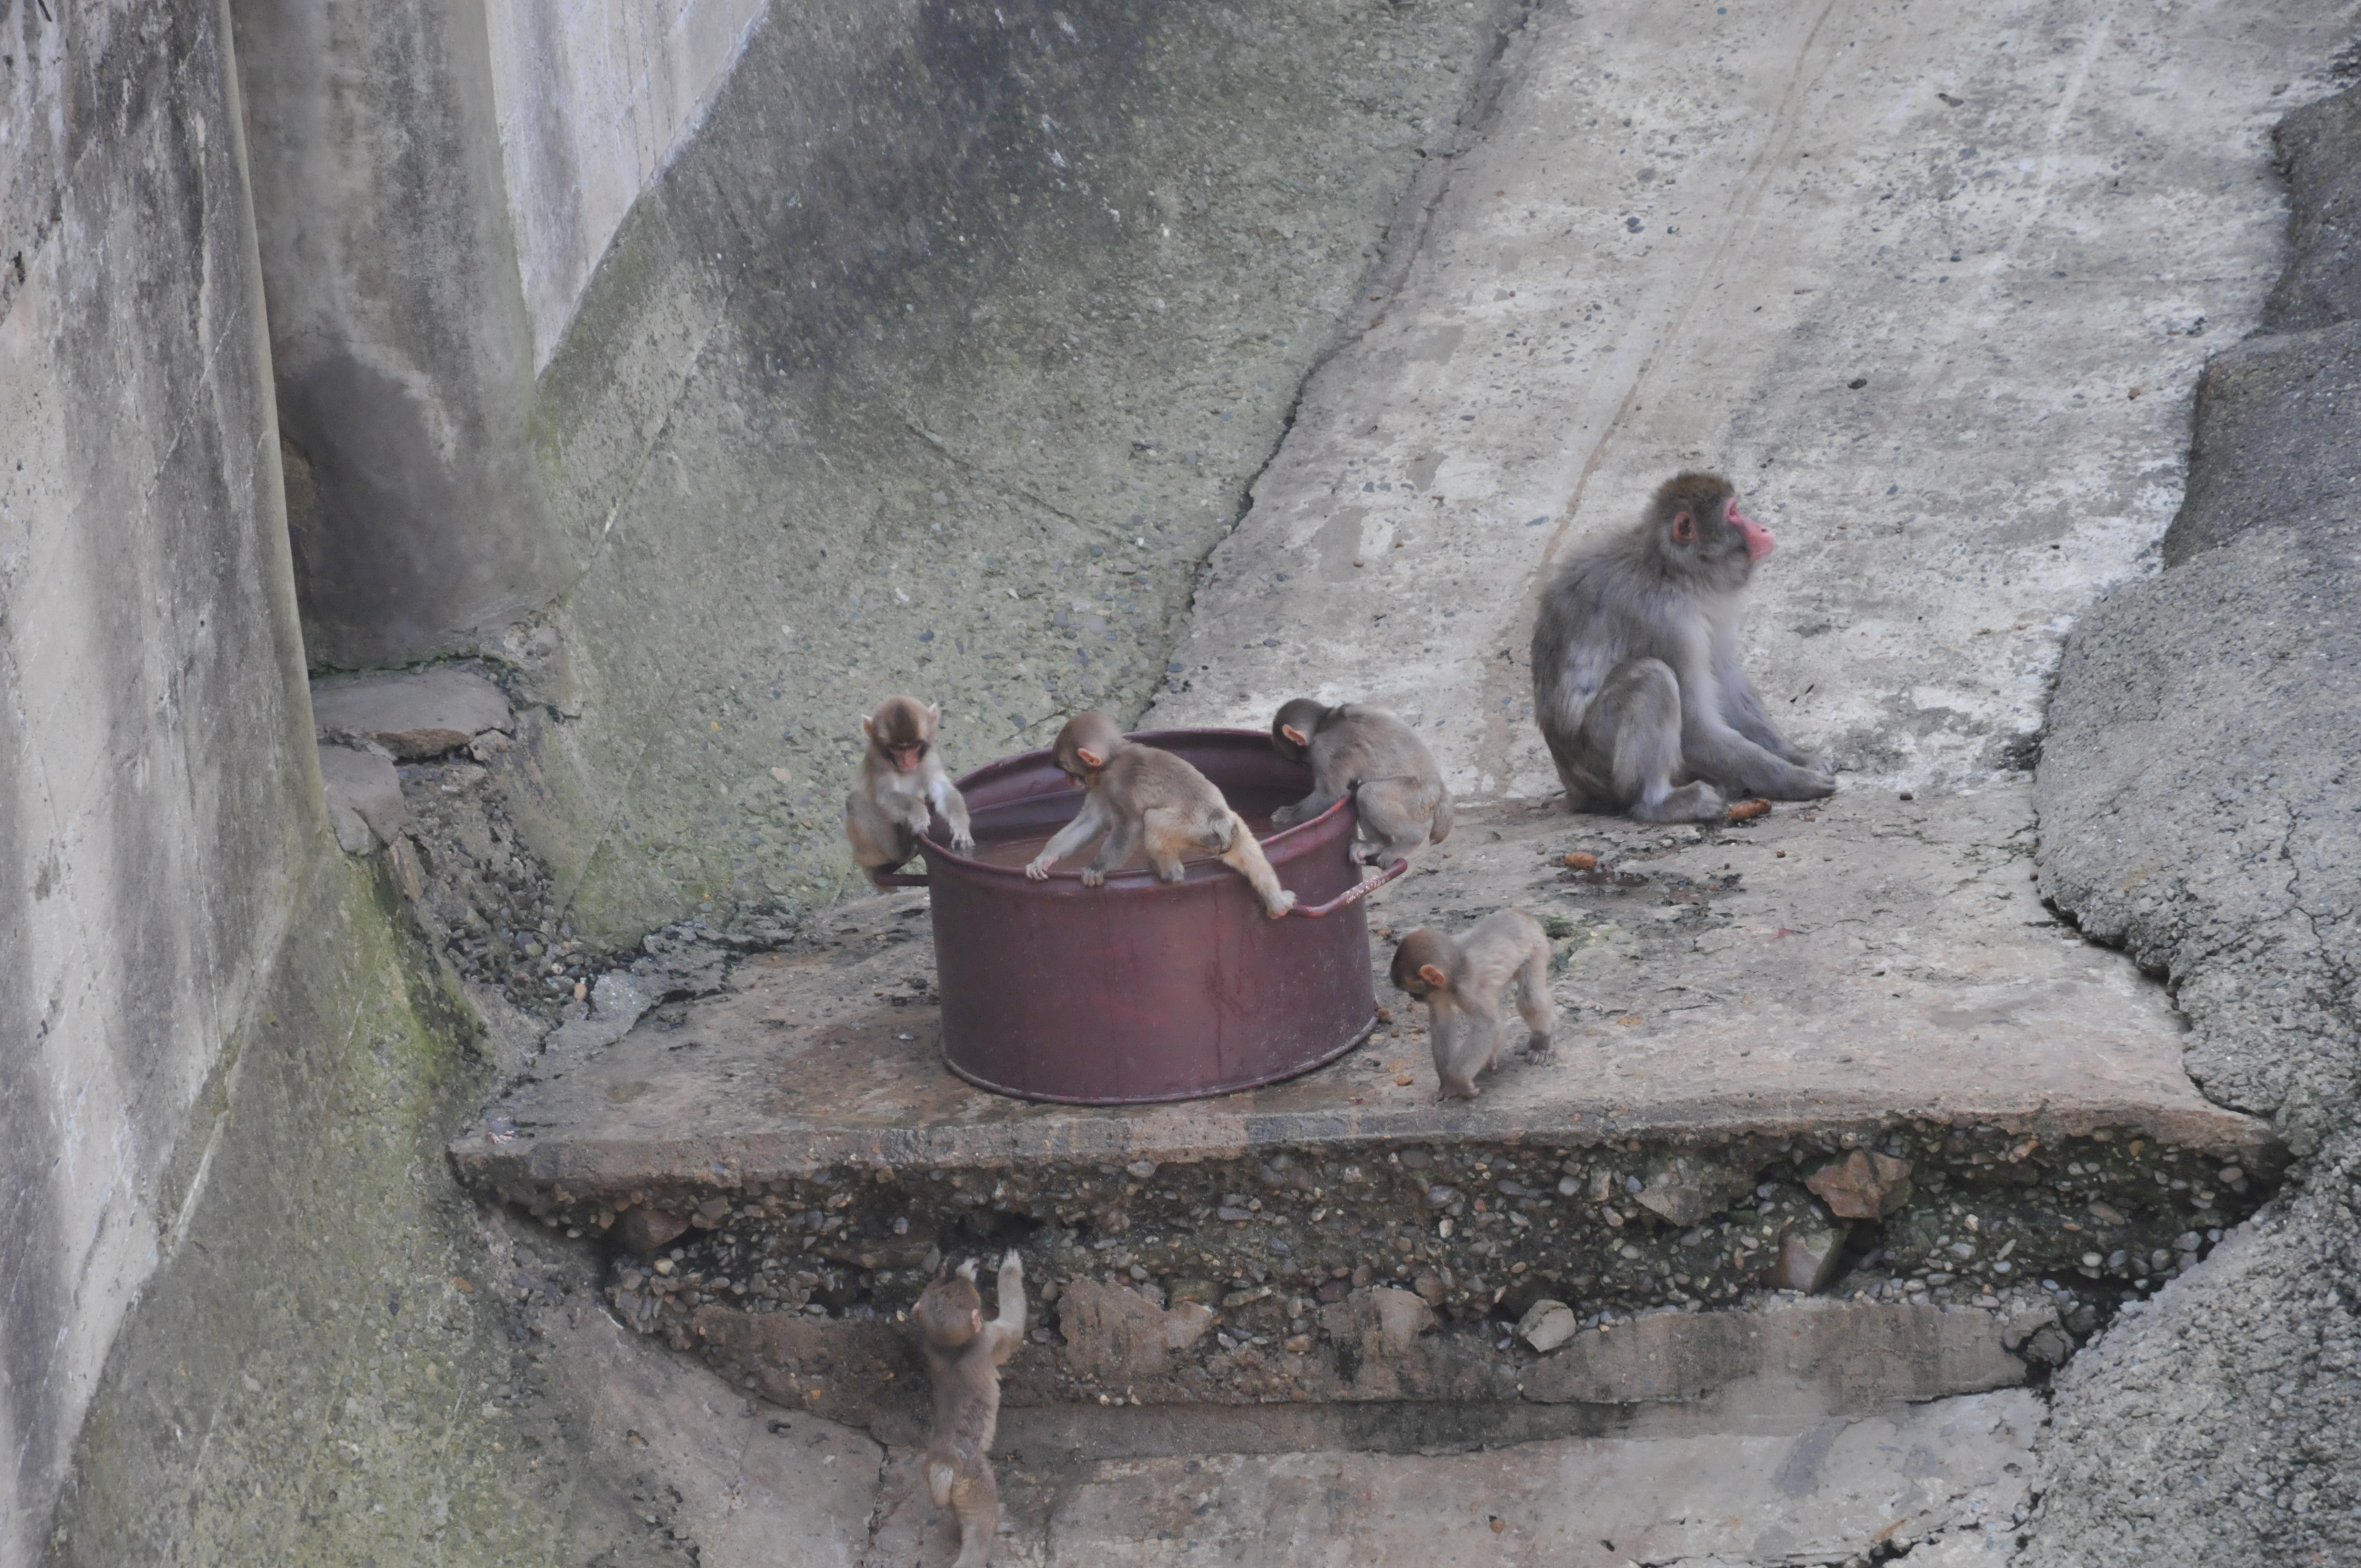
[891,728,1396,1104]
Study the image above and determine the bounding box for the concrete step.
[874,1391,2037,1568]
[452,788,2273,1422]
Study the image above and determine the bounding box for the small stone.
[1516,1299,1579,1353]
[1765,1221,1850,1293]
[1125,1160,1158,1179]
[1413,1272,1448,1306]
[1805,1150,1914,1219]
[617,1206,691,1254]
[1563,851,1600,870]
[1281,1334,1314,1355]
[1633,1153,1755,1225]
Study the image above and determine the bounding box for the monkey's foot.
[1080,868,1106,888]
[1635,781,1726,823]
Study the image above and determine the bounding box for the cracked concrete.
[2024,69,2361,1568]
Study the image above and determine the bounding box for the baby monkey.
[1024,712,1297,917]
[1389,910,1555,1101]
[845,695,974,886]
[912,1253,1026,1568]
[1268,699,1453,868]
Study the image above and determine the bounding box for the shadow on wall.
[487,0,1530,945]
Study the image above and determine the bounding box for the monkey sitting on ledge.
[1530,472,1835,822]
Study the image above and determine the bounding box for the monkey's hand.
[1023,854,1054,880]
[1000,1250,1024,1280]
[1524,1033,1555,1066]
[1263,889,1299,919]
[1080,867,1106,888]
[951,826,977,852]
[1269,803,1302,826]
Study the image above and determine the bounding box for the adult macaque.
[913,1254,1026,1568]
[1023,712,1297,917]
[844,696,975,886]
[1267,699,1453,869]
[1389,911,1555,1101]
[1530,472,1834,821]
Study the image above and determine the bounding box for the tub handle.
[1287,857,1407,917]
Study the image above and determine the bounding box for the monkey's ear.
[1418,963,1450,989]
[1671,511,1697,546]
[926,703,941,723]
[1074,744,1106,770]
[1281,725,1311,749]
[861,715,877,739]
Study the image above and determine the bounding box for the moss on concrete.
[41,843,656,1567]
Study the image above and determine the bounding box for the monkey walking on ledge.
[1531,472,1836,823]
[913,1253,1026,1568]
[1390,911,1556,1101]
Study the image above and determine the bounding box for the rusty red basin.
[896,728,1389,1104]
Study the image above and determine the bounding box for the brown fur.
[1389,911,1555,1099]
[1023,711,1297,917]
[1530,473,1832,823]
[1268,698,1452,868]
[845,695,974,885]
[913,1254,1026,1568]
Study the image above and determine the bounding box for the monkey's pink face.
[1727,503,1775,561]
[888,742,927,772]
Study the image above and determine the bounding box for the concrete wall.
[484,0,768,368]
[505,0,1525,943]
[0,0,319,1554]
[2028,78,2361,1568]
[230,0,575,669]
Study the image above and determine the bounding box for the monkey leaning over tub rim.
[1023,711,1298,917]
[1530,472,1835,823]
[1267,698,1452,869]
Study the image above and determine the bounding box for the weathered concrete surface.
[505,0,1532,943]
[229,0,574,668]
[312,665,516,759]
[318,742,407,851]
[870,1389,2041,1568]
[0,1,315,1553]
[2025,74,2361,1568]
[482,0,767,367]
[456,792,2267,1177]
[453,791,2267,1415]
[1147,0,2336,798]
